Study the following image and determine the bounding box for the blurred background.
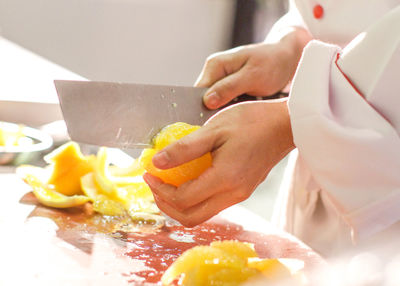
[0,0,288,220]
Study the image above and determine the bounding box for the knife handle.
[237,91,288,101]
[226,91,289,107]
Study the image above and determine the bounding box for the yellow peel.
[247,258,293,280]
[80,172,100,200]
[109,158,144,177]
[25,174,90,208]
[44,142,95,196]
[93,147,115,195]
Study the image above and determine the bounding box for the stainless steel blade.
[55,80,217,149]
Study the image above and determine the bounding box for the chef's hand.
[143,99,294,227]
[196,28,311,109]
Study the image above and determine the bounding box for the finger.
[143,172,183,209]
[194,53,228,88]
[145,165,226,212]
[203,70,252,109]
[153,186,245,228]
[143,172,165,190]
[195,48,248,89]
[152,126,217,169]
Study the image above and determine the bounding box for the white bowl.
[0,121,53,165]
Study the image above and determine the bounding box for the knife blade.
[54,80,218,149]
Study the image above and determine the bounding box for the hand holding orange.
[140,122,212,187]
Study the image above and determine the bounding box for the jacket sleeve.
[287,6,400,241]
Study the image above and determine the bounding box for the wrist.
[276,99,295,155]
[257,99,295,160]
[278,28,312,76]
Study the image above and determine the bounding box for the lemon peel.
[44,142,95,196]
[25,174,90,208]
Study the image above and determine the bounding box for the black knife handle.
[224,91,289,107]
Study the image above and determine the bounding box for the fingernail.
[143,173,161,188]
[152,151,170,168]
[204,91,219,108]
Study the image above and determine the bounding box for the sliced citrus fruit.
[81,168,157,217]
[115,182,153,203]
[93,147,115,195]
[161,240,306,286]
[25,174,89,208]
[140,122,212,186]
[247,258,293,280]
[81,172,101,200]
[93,148,144,195]
[206,267,260,286]
[210,240,258,260]
[92,194,126,216]
[19,141,160,222]
[109,158,144,177]
[161,241,259,286]
[162,246,235,286]
[44,142,95,196]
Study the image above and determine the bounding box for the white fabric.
[264,0,306,43]
[273,3,400,256]
[294,0,399,47]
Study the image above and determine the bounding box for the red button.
[313,4,324,19]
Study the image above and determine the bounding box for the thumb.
[152,127,216,170]
[203,70,251,109]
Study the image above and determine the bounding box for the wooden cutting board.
[0,173,323,285]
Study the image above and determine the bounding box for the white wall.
[0,0,235,85]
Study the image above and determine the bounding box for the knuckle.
[206,53,221,63]
[205,54,224,69]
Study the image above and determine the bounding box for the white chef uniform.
[271,1,400,256]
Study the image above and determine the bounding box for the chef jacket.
[271,0,400,256]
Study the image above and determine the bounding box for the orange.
[161,240,306,286]
[44,142,95,196]
[210,240,258,260]
[162,240,260,286]
[247,258,292,280]
[140,122,212,186]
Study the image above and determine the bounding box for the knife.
[55,80,218,149]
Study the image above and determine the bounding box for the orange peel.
[25,174,89,208]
